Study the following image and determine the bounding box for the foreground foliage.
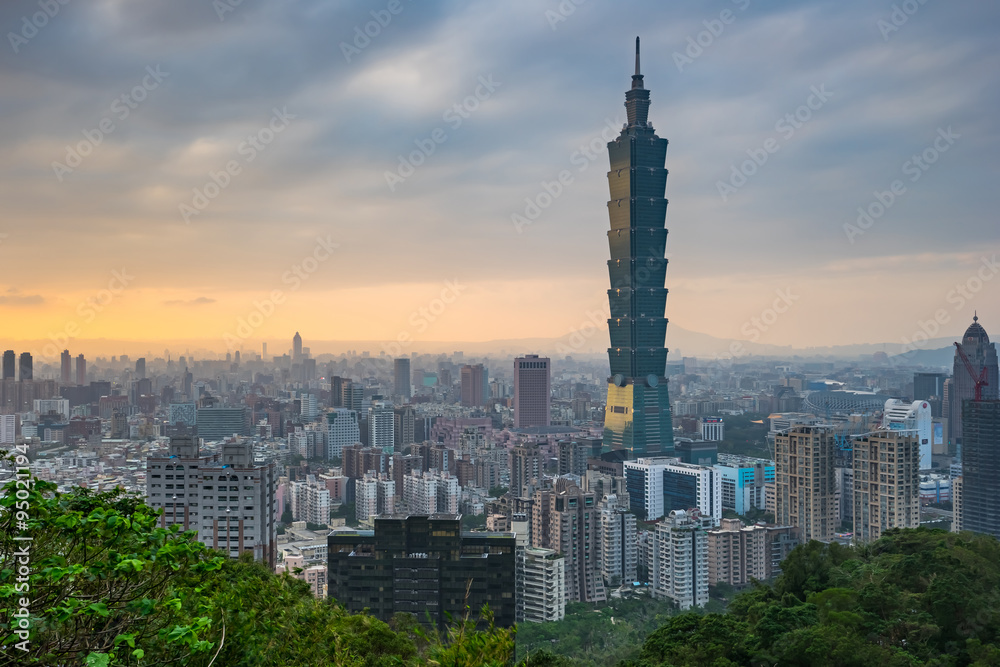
[0,460,514,666]
[631,529,1000,666]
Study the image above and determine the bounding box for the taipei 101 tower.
[602,38,674,457]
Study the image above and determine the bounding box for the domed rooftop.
[963,313,990,345]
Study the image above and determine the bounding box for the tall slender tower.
[950,315,999,447]
[603,38,674,457]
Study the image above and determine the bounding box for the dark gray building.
[950,316,999,445]
[328,514,516,628]
[961,400,1000,539]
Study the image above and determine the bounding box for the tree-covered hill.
[0,461,513,666]
[630,530,1000,666]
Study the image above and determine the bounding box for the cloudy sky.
[1,0,998,360]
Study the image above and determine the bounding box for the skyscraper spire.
[625,36,650,126]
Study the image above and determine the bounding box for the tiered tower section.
[603,38,674,457]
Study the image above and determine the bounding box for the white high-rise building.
[327,409,360,461]
[355,473,395,523]
[623,457,722,524]
[33,398,70,420]
[650,509,711,610]
[368,400,394,453]
[0,414,15,444]
[882,399,933,470]
[519,547,566,623]
[403,470,459,514]
[145,433,277,569]
[290,476,331,526]
[300,392,319,420]
[599,498,637,586]
[700,417,724,441]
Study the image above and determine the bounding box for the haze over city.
[1,0,997,360]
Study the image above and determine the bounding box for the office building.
[882,399,933,470]
[342,381,364,413]
[60,350,72,384]
[393,358,411,400]
[715,454,774,516]
[914,372,947,417]
[145,433,277,568]
[328,514,516,628]
[774,425,837,543]
[650,509,710,610]
[960,400,1000,538]
[34,398,70,420]
[195,406,249,440]
[624,457,721,523]
[368,400,394,453]
[950,316,999,445]
[460,364,487,407]
[293,332,303,362]
[852,430,920,542]
[327,409,360,460]
[602,39,674,458]
[2,351,14,380]
[76,354,86,386]
[514,355,550,428]
[700,417,724,442]
[18,353,32,381]
[135,357,146,380]
[519,547,566,623]
[168,403,197,427]
[532,479,606,603]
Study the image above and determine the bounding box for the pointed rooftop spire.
[974,311,979,323]
[631,36,644,90]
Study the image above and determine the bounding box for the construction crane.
[954,341,989,401]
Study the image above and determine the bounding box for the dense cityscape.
[2,1,999,666]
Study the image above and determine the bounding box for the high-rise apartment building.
[327,409,361,460]
[393,358,411,400]
[510,443,542,497]
[60,350,72,384]
[368,400,394,453]
[519,547,566,623]
[135,357,146,380]
[393,405,416,450]
[328,515,516,628]
[290,476,331,526]
[706,519,798,586]
[602,39,674,458]
[774,425,837,543]
[460,364,487,407]
[599,500,637,586]
[513,355,550,428]
[852,430,920,542]
[532,480,606,603]
[0,414,15,444]
[650,509,710,610]
[950,316,999,445]
[145,433,277,568]
[402,470,459,515]
[354,473,395,523]
[75,354,86,386]
[960,399,1000,538]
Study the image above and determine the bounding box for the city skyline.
[1,1,998,356]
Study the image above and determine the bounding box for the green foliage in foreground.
[0,457,515,666]
[632,529,1000,666]
[516,596,681,667]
